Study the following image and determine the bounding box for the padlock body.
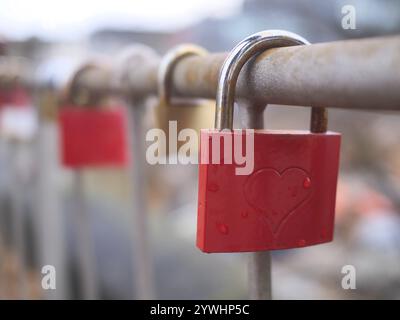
[58,106,129,168]
[0,87,31,108]
[197,129,341,253]
[154,100,214,155]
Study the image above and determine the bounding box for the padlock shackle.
[64,62,112,108]
[215,30,310,130]
[158,44,208,106]
[114,44,159,99]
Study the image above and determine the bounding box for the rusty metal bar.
[4,35,400,110]
[121,35,400,110]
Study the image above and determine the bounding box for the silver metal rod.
[248,252,272,300]
[72,171,98,300]
[0,200,4,299]
[0,236,4,299]
[8,142,28,299]
[126,101,155,299]
[240,101,272,300]
[0,136,5,299]
[33,109,69,300]
[121,35,400,111]
[114,46,158,299]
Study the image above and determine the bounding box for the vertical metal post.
[34,125,66,299]
[240,101,272,300]
[248,252,272,300]
[72,170,98,300]
[113,44,158,299]
[0,228,4,299]
[0,138,15,299]
[34,89,68,300]
[0,191,4,299]
[8,141,28,299]
[126,100,155,299]
[0,138,4,299]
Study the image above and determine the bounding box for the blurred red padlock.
[58,106,129,168]
[58,63,129,168]
[197,30,341,253]
[0,84,37,140]
[0,54,31,109]
[0,86,31,108]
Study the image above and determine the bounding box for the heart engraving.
[244,167,312,234]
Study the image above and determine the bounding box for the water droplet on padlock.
[297,239,306,247]
[217,223,229,235]
[207,183,219,192]
[303,177,311,189]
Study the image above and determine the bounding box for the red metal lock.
[197,30,341,253]
[0,86,31,108]
[58,63,129,168]
[58,106,129,168]
[0,85,37,140]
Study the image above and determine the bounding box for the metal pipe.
[248,252,272,300]
[126,100,155,299]
[4,36,400,111]
[8,142,28,299]
[72,170,99,300]
[240,100,272,300]
[34,116,69,300]
[115,45,158,299]
[121,35,400,110]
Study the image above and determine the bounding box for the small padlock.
[197,30,341,253]
[0,56,31,108]
[58,63,129,168]
[0,71,36,141]
[0,85,30,108]
[155,44,214,155]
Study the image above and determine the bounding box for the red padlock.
[58,106,129,168]
[58,63,129,168]
[0,86,31,108]
[197,30,341,253]
[0,84,37,140]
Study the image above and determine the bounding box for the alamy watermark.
[146,121,255,175]
[41,265,56,290]
[341,5,356,30]
[341,264,356,290]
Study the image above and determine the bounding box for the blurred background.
[1,0,400,299]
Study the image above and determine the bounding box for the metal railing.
[0,33,399,300]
